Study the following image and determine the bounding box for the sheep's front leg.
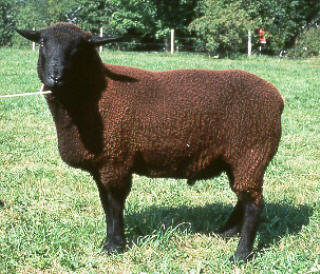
[96,175,131,254]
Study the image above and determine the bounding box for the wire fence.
[20,27,289,57]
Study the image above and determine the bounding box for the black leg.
[96,177,131,254]
[220,199,244,238]
[232,195,264,262]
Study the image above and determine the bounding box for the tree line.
[1,0,319,57]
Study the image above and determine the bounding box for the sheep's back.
[101,65,283,177]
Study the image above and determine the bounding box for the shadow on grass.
[125,202,313,250]
[258,203,313,249]
[0,200,4,208]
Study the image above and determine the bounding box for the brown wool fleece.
[46,60,283,204]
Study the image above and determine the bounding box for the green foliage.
[189,0,320,55]
[105,0,197,50]
[189,0,257,56]
[12,0,78,47]
[261,0,305,51]
[0,0,17,46]
[0,0,319,54]
[14,0,77,29]
[289,26,320,57]
[76,0,197,50]
[109,0,156,35]
[150,0,197,41]
[248,0,320,52]
[75,0,114,35]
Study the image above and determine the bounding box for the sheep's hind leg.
[219,199,244,238]
[228,145,271,261]
[219,168,244,238]
[95,174,132,254]
[232,192,264,262]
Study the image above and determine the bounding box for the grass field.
[0,48,319,273]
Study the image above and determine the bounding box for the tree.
[4,0,319,55]
[262,0,320,51]
[189,0,320,55]
[12,0,78,46]
[102,0,198,50]
[47,0,78,23]
[151,0,198,50]
[108,0,157,36]
[189,0,259,56]
[0,0,17,46]
[14,0,78,29]
[75,0,114,35]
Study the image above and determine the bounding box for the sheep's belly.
[133,148,226,180]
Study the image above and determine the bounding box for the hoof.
[218,226,240,239]
[229,252,253,264]
[103,241,125,254]
[0,200,4,208]
[187,179,196,186]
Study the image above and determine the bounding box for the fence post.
[32,27,36,51]
[99,27,103,53]
[171,29,174,55]
[248,29,252,57]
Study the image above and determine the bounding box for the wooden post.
[32,27,36,51]
[170,29,174,55]
[99,27,103,53]
[248,30,252,57]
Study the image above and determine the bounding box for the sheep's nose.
[47,74,64,88]
[50,75,63,84]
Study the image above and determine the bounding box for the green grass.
[0,48,319,273]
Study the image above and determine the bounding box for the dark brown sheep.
[17,23,284,261]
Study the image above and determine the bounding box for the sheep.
[17,22,284,262]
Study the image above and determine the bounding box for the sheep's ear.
[16,29,40,42]
[89,36,122,46]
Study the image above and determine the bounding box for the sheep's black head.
[17,23,120,91]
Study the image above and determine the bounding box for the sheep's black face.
[17,24,93,90]
[16,23,122,91]
[37,30,91,90]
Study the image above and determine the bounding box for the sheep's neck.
[45,80,105,170]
